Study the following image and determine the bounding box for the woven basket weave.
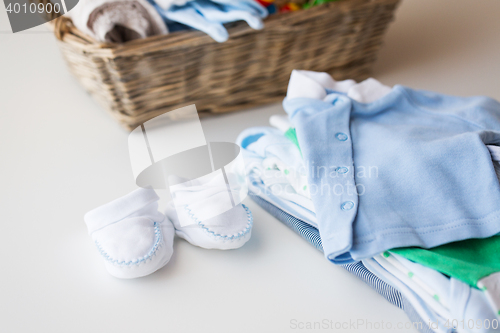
[52,0,400,130]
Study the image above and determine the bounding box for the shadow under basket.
[51,0,400,130]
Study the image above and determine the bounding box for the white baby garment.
[84,188,175,279]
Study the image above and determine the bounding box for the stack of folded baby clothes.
[66,0,268,43]
[237,70,500,333]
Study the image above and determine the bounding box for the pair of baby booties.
[84,188,253,279]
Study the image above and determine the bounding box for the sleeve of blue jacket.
[401,88,500,145]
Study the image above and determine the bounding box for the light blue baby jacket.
[283,73,500,263]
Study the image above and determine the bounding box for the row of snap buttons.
[336,132,355,211]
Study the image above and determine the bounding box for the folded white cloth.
[84,188,175,279]
[477,272,500,318]
[286,70,392,103]
[67,0,168,43]
[269,114,292,134]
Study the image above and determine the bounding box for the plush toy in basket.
[51,0,400,130]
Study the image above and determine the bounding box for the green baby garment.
[391,236,500,288]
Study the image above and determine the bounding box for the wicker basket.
[52,0,400,130]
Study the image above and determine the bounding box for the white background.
[1,1,499,332]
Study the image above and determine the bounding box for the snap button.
[341,201,354,211]
[336,133,348,141]
[336,167,348,174]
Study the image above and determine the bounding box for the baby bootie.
[165,200,253,250]
[84,188,175,279]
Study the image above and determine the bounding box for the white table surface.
[1,1,499,332]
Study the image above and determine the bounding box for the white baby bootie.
[165,172,253,250]
[84,188,175,279]
[166,201,253,250]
